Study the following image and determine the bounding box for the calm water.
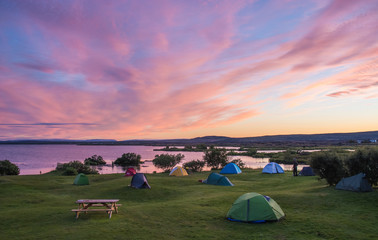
[0,145,301,175]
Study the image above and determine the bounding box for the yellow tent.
[169,166,188,176]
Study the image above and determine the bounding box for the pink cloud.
[1,0,378,140]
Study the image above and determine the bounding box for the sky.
[0,0,377,140]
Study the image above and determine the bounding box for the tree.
[152,153,184,172]
[204,148,228,169]
[114,153,141,166]
[184,145,193,150]
[310,151,345,185]
[56,160,98,175]
[196,144,207,150]
[231,158,245,168]
[84,155,106,165]
[246,148,257,156]
[283,150,293,162]
[183,160,206,172]
[0,160,20,175]
[345,147,378,185]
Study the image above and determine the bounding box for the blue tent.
[299,167,315,176]
[262,162,284,174]
[130,173,151,189]
[220,163,242,174]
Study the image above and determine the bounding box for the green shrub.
[0,160,20,175]
[62,167,78,176]
[56,160,98,175]
[184,145,193,150]
[204,148,228,169]
[183,160,206,172]
[196,144,207,150]
[310,151,345,185]
[114,153,141,166]
[84,155,106,165]
[153,153,184,171]
[246,148,257,156]
[345,147,378,185]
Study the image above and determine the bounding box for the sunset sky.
[1,0,377,140]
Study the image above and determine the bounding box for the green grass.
[0,170,377,240]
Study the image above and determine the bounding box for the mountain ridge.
[1,130,377,146]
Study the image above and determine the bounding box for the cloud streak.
[0,0,377,140]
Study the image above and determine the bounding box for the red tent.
[125,167,136,177]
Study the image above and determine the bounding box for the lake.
[0,145,302,175]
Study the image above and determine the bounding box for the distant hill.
[1,131,377,147]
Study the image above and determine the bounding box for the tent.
[226,192,285,223]
[220,163,242,174]
[73,173,89,185]
[130,173,151,189]
[335,173,373,192]
[299,167,315,176]
[262,162,284,174]
[125,167,136,177]
[203,173,234,186]
[169,166,188,176]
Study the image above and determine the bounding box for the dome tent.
[335,173,373,192]
[262,162,284,174]
[130,173,151,189]
[202,173,234,186]
[169,166,188,176]
[226,192,285,223]
[299,167,315,176]
[73,173,89,185]
[220,163,242,174]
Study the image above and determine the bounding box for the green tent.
[73,173,89,185]
[226,192,285,223]
[335,173,372,192]
[203,173,233,186]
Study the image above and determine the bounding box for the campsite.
[0,169,377,240]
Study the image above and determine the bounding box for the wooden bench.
[89,204,122,207]
[71,208,113,219]
[73,199,120,219]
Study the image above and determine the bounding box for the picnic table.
[72,199,121,219]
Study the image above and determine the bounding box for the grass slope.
[0,170,377,240]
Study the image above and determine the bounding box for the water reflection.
[0,144,309,175]
[94,155,307,174]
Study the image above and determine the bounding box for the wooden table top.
[76,199,119,204]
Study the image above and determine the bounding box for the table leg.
[112,203,118,213]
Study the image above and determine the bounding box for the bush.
[56,161,98,175]
[0,160,20,175]
[153,153,184,171]
[196,144,207,150]
[231,158,245,168]
[345,147,378,185]
[84,155,106,165]
[204,148,228,169]
[114,153,141,166]
[62,167,78,176]
[310,151,345,185]
[183,160,206,172]
[246,148,257,156]
[184,145,193,150]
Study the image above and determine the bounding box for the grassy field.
[0,169,377,240]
